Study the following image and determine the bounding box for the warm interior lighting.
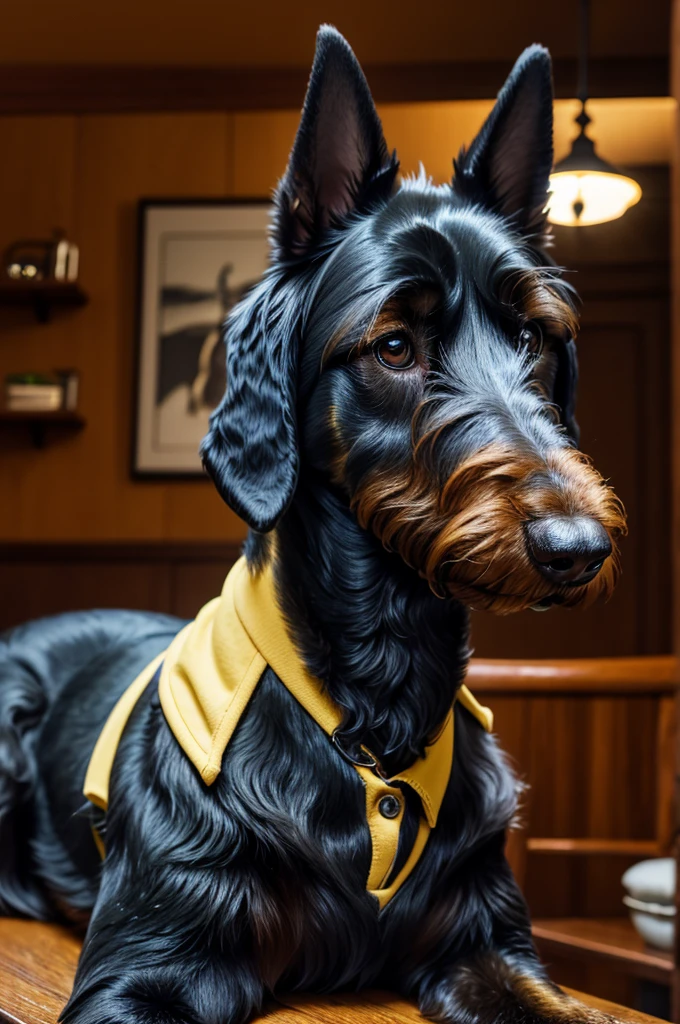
[546,0,642,228]
[548,169,642,227]
[547,107,642,227]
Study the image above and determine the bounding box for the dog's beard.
[353,442,627,614]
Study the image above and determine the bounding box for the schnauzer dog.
[0,26,626,1024]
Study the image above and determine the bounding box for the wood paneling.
[0,542,240,629]
[0,57,667,116]
[231,101,674,197]
[0,0,670,69]
[672,2,680,655]
[0,112,246,543]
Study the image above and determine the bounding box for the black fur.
[0,26,621,1024]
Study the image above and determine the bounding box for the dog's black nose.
[525,516,612,587]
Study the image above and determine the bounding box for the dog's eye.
[374,336,415,370]
[518,324,542,357]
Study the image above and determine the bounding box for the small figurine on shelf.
[4,373,64,411]
[4,229,79,283]
[4,370,80,412]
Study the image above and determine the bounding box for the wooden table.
[0,919,669,1024]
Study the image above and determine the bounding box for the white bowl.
[622,858,675,905]
[623,895,675,951]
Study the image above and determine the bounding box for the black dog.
[0,27,626,1024]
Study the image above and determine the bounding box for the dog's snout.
[525,516,612,587]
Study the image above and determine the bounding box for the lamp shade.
[547,126,641,227]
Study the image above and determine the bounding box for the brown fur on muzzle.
[353,442,627,614]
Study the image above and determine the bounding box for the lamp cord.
[578,0,589,106]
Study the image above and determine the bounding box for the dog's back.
[0,608,184,920]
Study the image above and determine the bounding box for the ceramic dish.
[621,858,674,905]
[622,894,675,951]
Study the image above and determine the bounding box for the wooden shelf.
[0,409,86,447]
[467,656,680,694]
[0,280,88,322]
[532,917,673,985]
[527,838,662,856]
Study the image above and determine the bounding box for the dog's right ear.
[201,27,397,533]
[453,45,554,238]
[274,25,398,258]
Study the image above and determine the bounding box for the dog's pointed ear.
[201,28,397,533]
[274,25,398,257]
[453,45,554,237]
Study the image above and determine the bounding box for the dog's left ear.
[453,45,553,237]
[274,25,398,257]
[201,27,396,533]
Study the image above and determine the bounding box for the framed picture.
[133,198,271,477]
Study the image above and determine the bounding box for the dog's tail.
[0,635,51,918]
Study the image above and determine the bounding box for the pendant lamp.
[547,0,642,227]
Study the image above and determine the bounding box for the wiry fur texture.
[355,443,624,614]
[0,26,624,1024]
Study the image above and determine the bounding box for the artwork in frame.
[133,198,271,477]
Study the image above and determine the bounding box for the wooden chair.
[0,919,669,1024]
[467,656,680,1019]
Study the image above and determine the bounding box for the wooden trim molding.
[526,838,662,856]
[0,541,243,562]
[466,655,680,693]
[0,56,668,116]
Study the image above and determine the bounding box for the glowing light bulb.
[547,169,642,227]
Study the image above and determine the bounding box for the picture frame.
[132,198,271,478]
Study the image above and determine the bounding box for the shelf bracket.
[29,422,47,448]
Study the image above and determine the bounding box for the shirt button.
[378,795,401,819]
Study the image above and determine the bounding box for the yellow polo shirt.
[84,557,493,908]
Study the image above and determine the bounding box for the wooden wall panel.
[232,111,297,196]
[673,3,680,661]
[0,117,78,240]
[171,557,239,619]
[0,559,172,626]
[73,113,235,541]
[232,101,674,198]
[0,113,247,544]
[0,116,79,538]
[487,691,662,921]
[0,543,240,629]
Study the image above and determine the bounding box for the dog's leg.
[404,840,616,1024]
[60,854,264,1024]
[417,950,617,1024]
